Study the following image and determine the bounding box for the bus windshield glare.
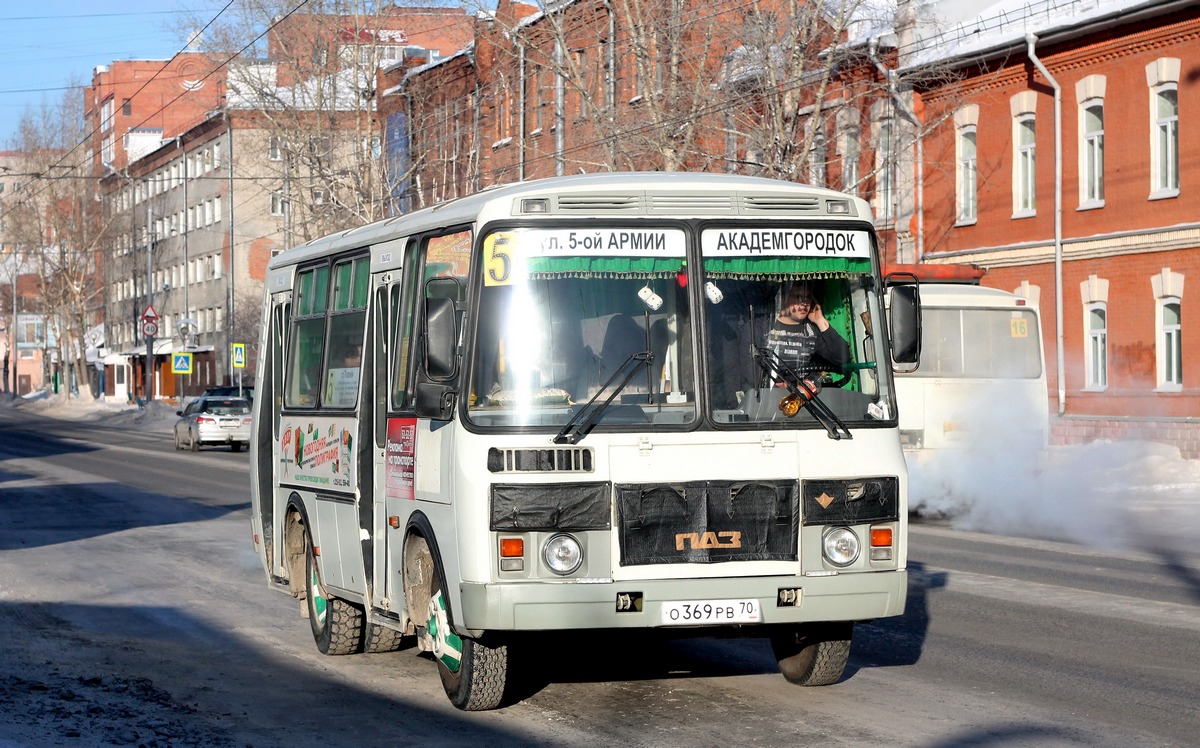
[466,224,894,430]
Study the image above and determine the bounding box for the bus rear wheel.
[306,538,363,655]
[770,622,852,686]
[428,575,507,710]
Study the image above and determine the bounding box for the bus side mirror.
[887,283,922,366]
[415,294,458,421]
[423,295,458,380]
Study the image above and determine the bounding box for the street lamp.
[102,161,154,404]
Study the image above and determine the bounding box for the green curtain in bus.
[703,256,871,280]
[527,257,685,279]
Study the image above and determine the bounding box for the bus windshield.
[914,307,1042,378]
[467,227,695,428]
[700,225,892,426]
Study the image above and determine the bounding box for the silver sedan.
[173,396,252,452]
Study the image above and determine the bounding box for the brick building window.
[953,105,979,224]
[808,131,826,188]
[840,127,859,195]
[957,126,977,224]
[1152,267,1185,390]
[1146,58,1180,198]
[874,117,895,221]
[1159,300,1182,388]
[1152,88,1179,195]
[1086,304,1107,389]
[1014,115,1036,216]
[1081,103,1104,205]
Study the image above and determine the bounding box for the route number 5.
[484,233,513,286]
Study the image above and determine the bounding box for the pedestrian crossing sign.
[172,352,193,375]
[232,343,246,369]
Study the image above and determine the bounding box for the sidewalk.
[0,391,177,434]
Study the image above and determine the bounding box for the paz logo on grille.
[675,531,743,551]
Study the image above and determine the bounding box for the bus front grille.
[488,446,594,473]
[616,480,799,565]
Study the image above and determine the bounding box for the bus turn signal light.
[500,538,524,558]
[870,527,893,561]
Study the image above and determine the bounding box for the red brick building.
[908,0,1200,454]
[383,0,874,210]
[84,55,226,176]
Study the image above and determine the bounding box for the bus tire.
[770,622,852,686]
[429,575,507,710]
[306,539,363,656]
[363,621,405,653]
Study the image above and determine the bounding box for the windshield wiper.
[553,350,652,445]
[751,345,852,440]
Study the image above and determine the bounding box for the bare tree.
[178,0,452,242]
[4,84,105,398]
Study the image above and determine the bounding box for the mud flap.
[426,590,463,672]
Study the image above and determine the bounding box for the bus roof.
[265,172,875,271]
[918,282,1039,309]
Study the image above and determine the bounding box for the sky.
[0,1,232,146]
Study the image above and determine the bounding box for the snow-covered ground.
[6,391,1200,554]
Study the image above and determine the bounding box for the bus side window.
[322,256,369,408]
[286,265,329,407]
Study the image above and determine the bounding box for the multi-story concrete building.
[96,8,475,402]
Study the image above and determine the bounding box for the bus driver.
[765,282,850,382]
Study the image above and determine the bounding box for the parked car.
[201,385,254,402]
[174,397,252,452]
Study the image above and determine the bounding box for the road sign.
[232,343,246,369]
[172,352,193,375]
[142,321,158,338]
[141,305,159,322]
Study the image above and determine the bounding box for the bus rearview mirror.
[888,284,922,366]
[424,296,458,380]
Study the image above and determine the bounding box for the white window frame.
[957,125,977,225]
[840,127,859,196]
[1146,58,1180,199]
[1151,86,1179,197]
[808,131,826,188]
[1085,302,1107,390]
[268,135,282,161]
[1014,114,1037,217]
[874,117,895,222]
[1080,101,1104,207]
[270,191,287,217]
[1158,297,1183,390]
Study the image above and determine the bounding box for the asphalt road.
[1,405,1197,747]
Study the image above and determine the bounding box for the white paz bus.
[249,173,923,710]
[888,265,1048,456]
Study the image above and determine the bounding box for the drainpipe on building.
[869,38,923,263]
[518,43,526,181]
[1026,33,1065,417]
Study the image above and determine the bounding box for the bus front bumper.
[456,570,907,634]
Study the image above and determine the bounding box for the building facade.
[905,0,1200,455]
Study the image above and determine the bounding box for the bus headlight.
[542,534,583,575]
[822,527,860,567]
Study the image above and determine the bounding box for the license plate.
[220,420,238,429]
[660,598,761,625]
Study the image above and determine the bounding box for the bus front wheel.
[428,575,508,710]
[306,538,363,655]
[770,622,852,686]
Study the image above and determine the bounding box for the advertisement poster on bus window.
[426,230,472,279]
[385,417,417,500]
[279,416,356,491]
